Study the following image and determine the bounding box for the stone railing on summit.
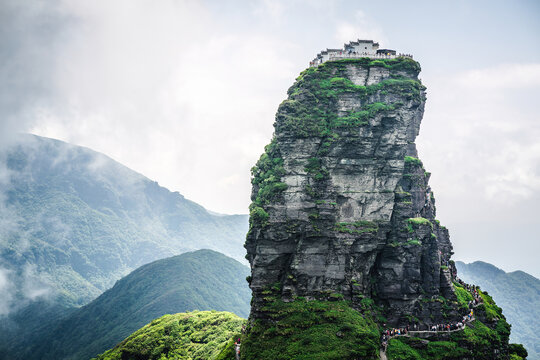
[310,52,413,67]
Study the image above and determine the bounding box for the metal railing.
[309,53,413,67]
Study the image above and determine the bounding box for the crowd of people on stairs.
[380,279,482,351]
[235,279,483,358]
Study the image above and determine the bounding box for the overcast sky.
[1,0,539,277]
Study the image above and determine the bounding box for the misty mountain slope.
[456,261,540,360]
[26,250,250,360]
[0,134,248,313]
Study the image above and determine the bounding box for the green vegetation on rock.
[453,282,474,311]
[250,139,287,208]
[335,220,379,235]
[387,337,469,360]
[241,298,380,360]
[509,343,528,360]
[406,217,433,233]
[448,282,513,359]
[387,312,513,360]
[404,156,423,167]
[304,157,330,181]
[93,311,244,360]
[407,217,432,226]
[279,58,424,139]
[249,206,269,228]
[448,319,511,360]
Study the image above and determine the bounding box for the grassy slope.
[93,311,244,360]
[456,261,540,360]
[242,298,380,360]
[26,250,250,360]
[386,281,515,360]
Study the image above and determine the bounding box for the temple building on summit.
[310,39,410,67]
[345,39,380,54]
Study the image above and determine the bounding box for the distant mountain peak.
[0,134,248,356]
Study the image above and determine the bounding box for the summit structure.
[310,39,412,67]
[241,42,521,359]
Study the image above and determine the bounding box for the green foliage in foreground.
[241,299,380,360]
[28,250,251,360]
[93,311,244,360]
[387,338,469,360]
[509,343,528,360]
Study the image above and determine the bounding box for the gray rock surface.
[245,59,460,326]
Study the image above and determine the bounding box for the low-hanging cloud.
[0,268,15,316]
[0,264,53,317]
[420,62,540,207]
[418,62,540,276]
[334,10,388,47]
[1,0,539,278]
[0,0,74,144]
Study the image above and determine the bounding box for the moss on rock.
[241,299,380,360]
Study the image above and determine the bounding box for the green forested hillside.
[22,250,250,360]
[94,311,243,360]
[456,261,540,360]
[0,134,248,357]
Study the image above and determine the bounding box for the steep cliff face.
[242,57,517,359]
[245,58,454,325]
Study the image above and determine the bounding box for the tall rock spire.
[245,57,455,323]
[242,56,515,359]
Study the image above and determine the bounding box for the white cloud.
[252,0,286,19]
[455,63,540,89]
[418,62,540,276]
[2,0,539,277]
[0,268,15,316]
[334,10,388,47]
[420,62,540,209]
[17,1,299,214]
[0,264,52,316]
[21,264,52,301]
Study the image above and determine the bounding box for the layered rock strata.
[245,58,454,325]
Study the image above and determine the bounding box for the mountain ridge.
[0,134,249,358]
[16,249,251,360]
[0,133,248,307]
